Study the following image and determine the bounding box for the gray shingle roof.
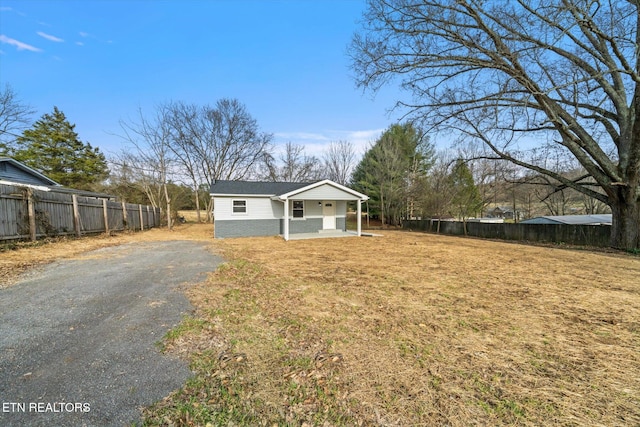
[210,180,314,196]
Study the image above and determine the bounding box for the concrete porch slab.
[285,230,359,240]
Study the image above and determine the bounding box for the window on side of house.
[232,199,247,214]
[292,200,304,218]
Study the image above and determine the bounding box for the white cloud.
[273,128,385,159]
[0,34,42,52]
[347,129,385,140]
[75,41,84,46]
[37,31,64,42]
[339,129,385,155]
[0,7,12,11]
[274,132,331,142]
[79,31,90,37]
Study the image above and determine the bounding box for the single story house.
[487,206,522,221]
[210,179,369,240]
[520,214,612,225]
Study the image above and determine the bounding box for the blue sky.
[0,0,406,159]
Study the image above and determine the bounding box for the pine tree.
[13,107,109,189]
[351,123,433,226]
[448,159,483,234]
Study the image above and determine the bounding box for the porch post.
[283,198,289,241]
[357,199,362,236]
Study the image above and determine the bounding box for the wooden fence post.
[27,188,36,242]
[72,194,81,237]
[139,204,144,231]
[102,199,109,234]
[121,200,128,230]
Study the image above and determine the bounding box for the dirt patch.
[0,223,212,288]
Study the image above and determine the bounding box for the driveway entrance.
[0,240,222,427]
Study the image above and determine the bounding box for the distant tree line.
[0,83,615,235]
[0,86,357,227]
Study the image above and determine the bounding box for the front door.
[322,201,336,230]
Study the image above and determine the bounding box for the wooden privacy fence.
[0,183,161,241]
[403,219,612,248]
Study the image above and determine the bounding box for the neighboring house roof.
[210,179,369,201]
[210,180,311,196]
[0,157,60,186]
[0,157,115,199]
[490,206,512,213]
[520,214,612,225]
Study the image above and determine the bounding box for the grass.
[4,222,639,425]
[147,225,639,426]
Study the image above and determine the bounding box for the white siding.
[288,200,348,219]
[290,183,361,201]
[214,194,350,221]
[214,196,282,221]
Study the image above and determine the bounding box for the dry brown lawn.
[2,224,639,425]
[0,224,212,288]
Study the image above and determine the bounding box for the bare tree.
[421,151,456,232]
[119,107,175,229]
[453,142,510,217]
[261,141,321,182]
[351,0,640,249]
[166,99,272,220]
[110,151,163,208]
[163,102,206,222]
[322,140,356,185]
[0,84,34,152]
[203,99,272,181]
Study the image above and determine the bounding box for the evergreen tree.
[351,123,433,226]
[13,107,109,189]
[448,159,483,234]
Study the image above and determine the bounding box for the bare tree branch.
[351,0,640,248]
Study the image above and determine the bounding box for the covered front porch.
[274,180,369,241]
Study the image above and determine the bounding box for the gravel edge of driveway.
[0,240,223,427]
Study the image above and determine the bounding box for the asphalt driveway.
[0,240,222,427]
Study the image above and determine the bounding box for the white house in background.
[210,179,369,240]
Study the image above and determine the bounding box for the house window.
[232,199,247,214]
[292,201,304,218]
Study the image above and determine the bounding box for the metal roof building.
[520,214,612,225]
